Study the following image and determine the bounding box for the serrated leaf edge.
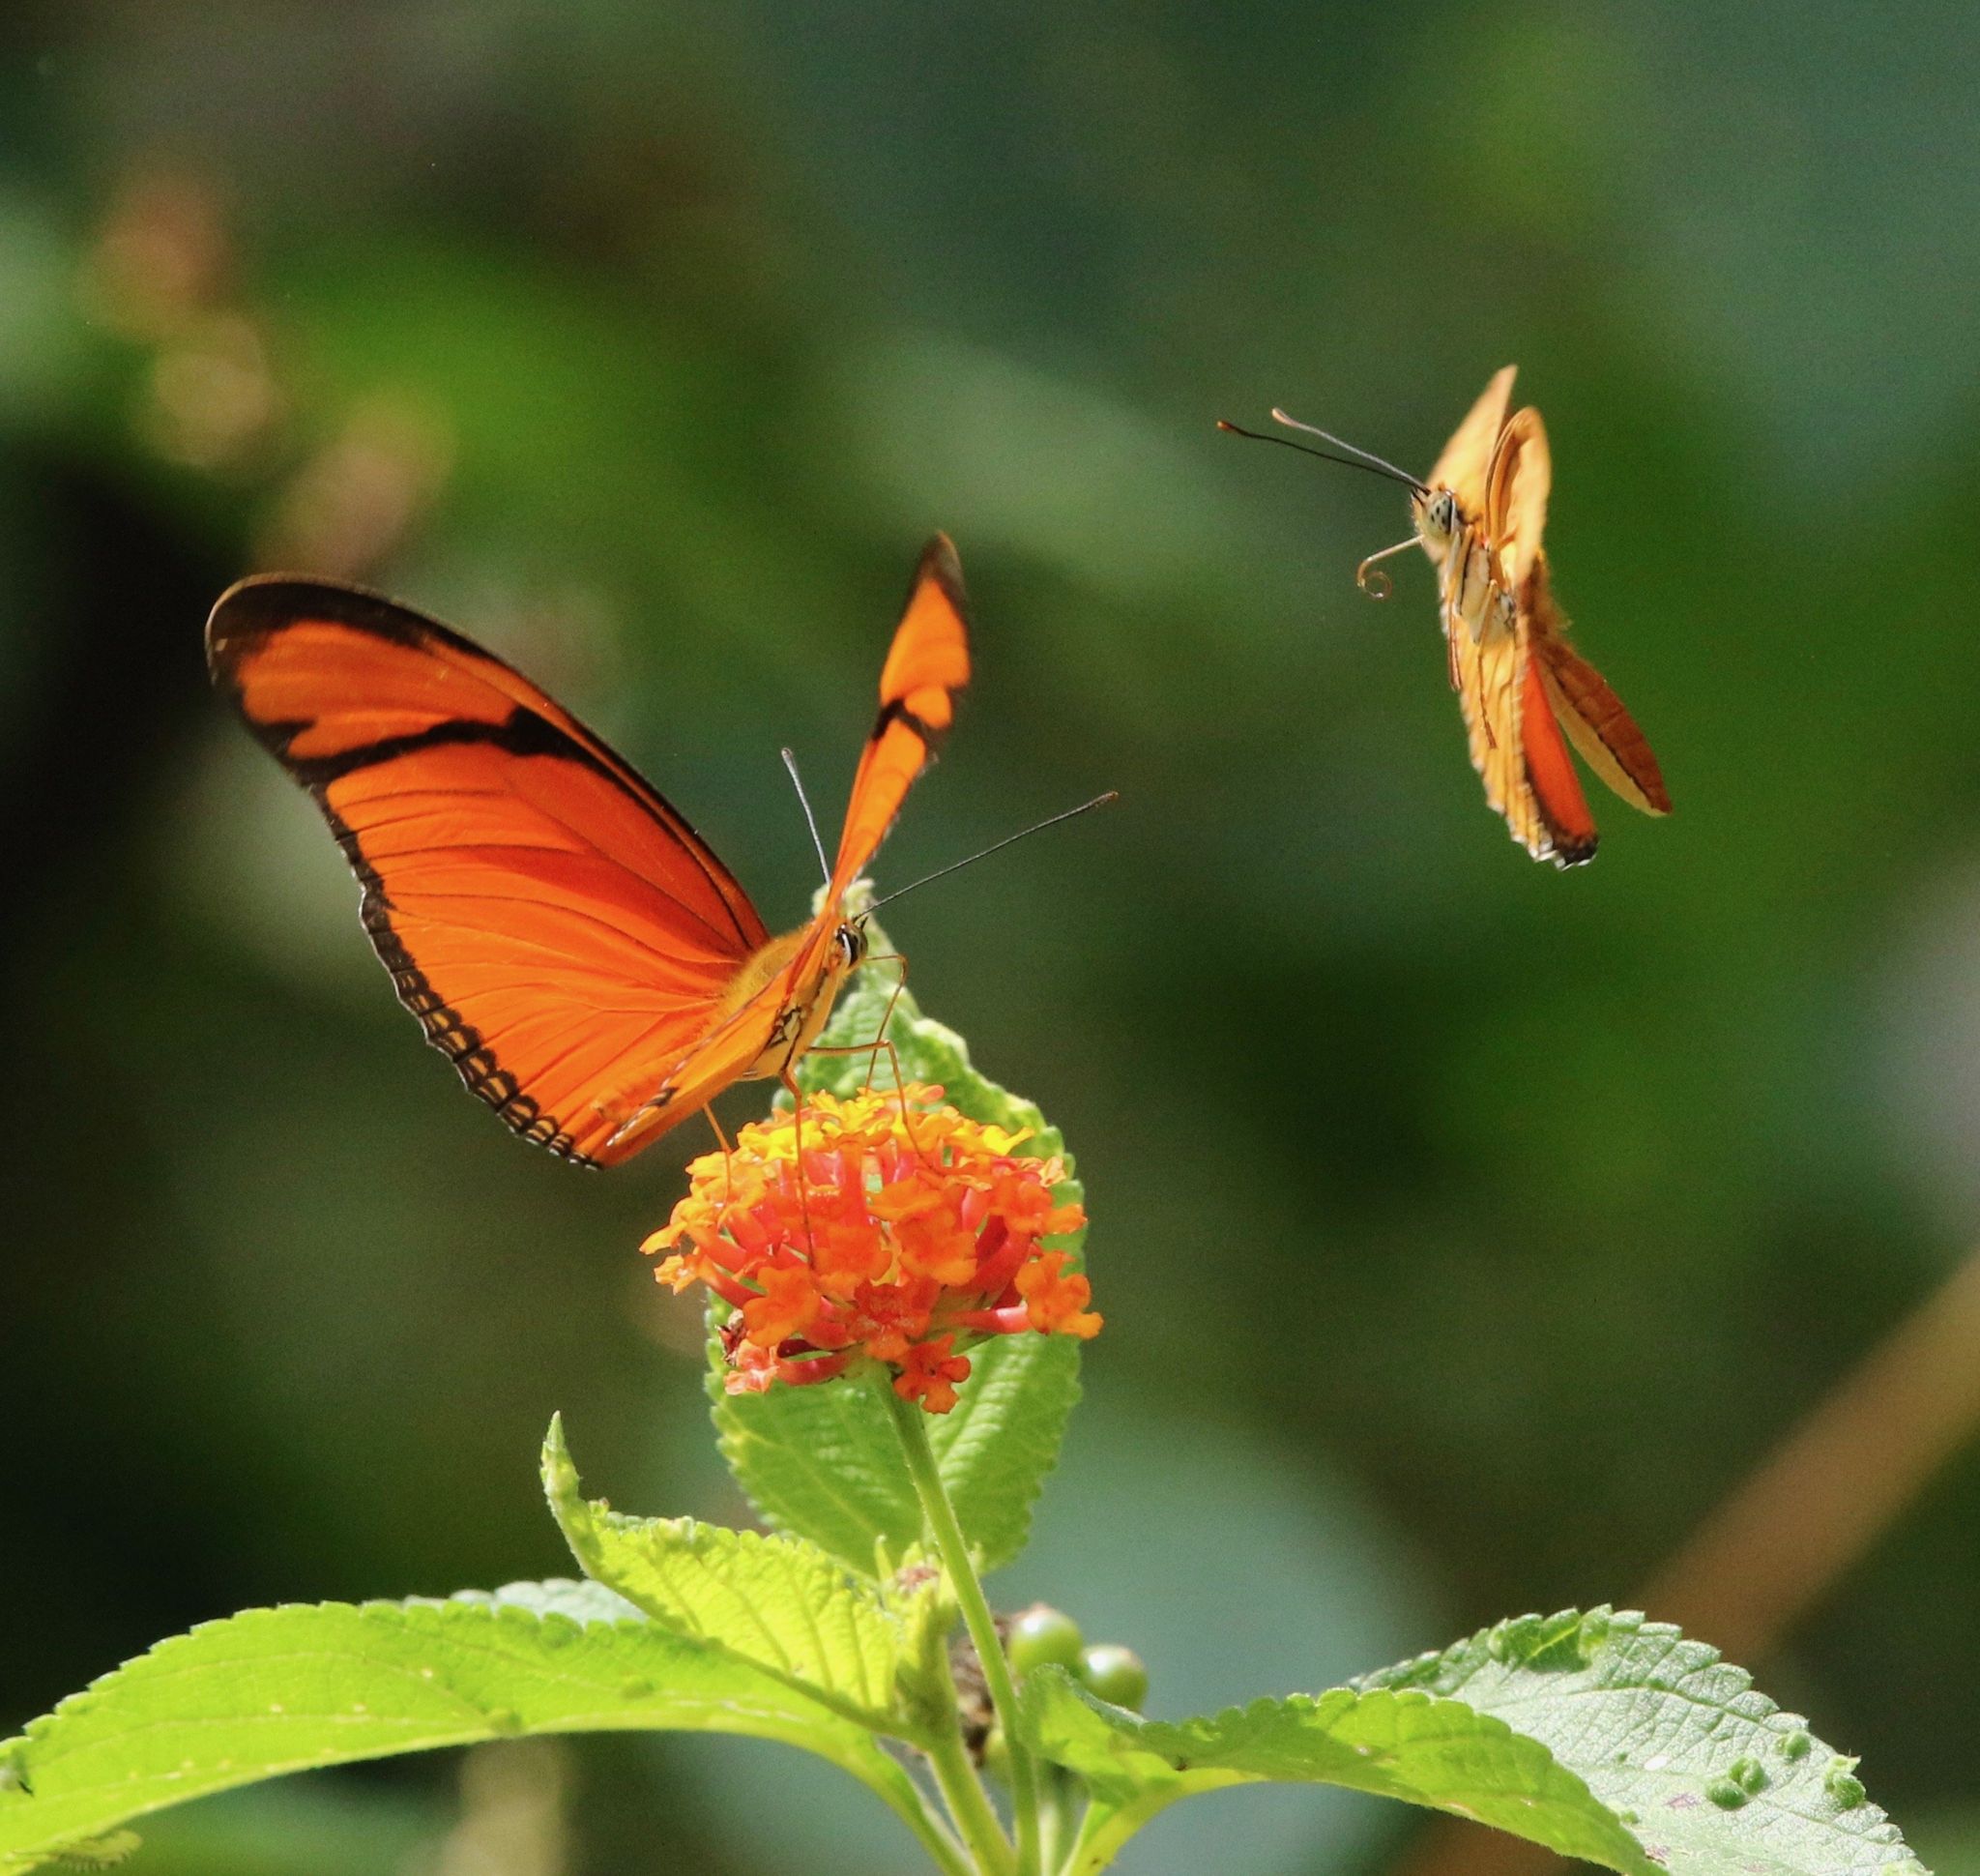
[543,1420,913,1738]
[1025,1609,1929,1876]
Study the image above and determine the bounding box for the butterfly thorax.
[1412,485,1514,646]
[719,917,866,1082]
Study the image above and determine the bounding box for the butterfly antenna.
[1270,408,1428,491]
[1217,419,1426,492]
[781,747,831,886]
[864,792,1120,917]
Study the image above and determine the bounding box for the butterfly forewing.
[1513,651,1600,865]
[830,535,972,895]
[208,579,776,1162]
[1427,364,1516,513]
[1448,598,1593,868]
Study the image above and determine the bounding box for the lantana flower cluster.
[643,1084,1098,1413]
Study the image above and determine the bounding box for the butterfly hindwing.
[1528,562,1672,818]
[1484,406,1551,594]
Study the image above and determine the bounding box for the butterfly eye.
[835,923,868,969]
[1413,490,1451,545]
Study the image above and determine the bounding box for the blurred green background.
[6,2,1980,1871]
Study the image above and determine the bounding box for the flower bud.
[1007,1603,1084,1679]
[1077,1643,1149,1710]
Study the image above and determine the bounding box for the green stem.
[923,1707,1017,1876]
[1062,1787,1185,1876]
[887,1384,1043,1876]
[873,1765,981,1876]
[1037,1763,1076,1873]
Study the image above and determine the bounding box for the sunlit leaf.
[541,1417,905,1727]
[1022,1608,1928,1876]
[0,1584,931,1874]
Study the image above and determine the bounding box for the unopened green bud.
[1007,1604,1084,1679]
[1077,1643,1149,1710]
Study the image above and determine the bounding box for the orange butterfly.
[206,537,970,1165]
[1226,366,1670,866]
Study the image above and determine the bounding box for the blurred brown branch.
[1396,1243,1980,1876]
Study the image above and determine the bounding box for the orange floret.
[1015,1249,1104,1338]
[895,1334,973,1414]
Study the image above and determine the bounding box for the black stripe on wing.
[206,574,766,953]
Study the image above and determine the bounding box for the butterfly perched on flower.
[206,538,970,1164]
[1224,366,1670,866]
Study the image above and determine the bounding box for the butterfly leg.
[865,953,933,1165]
[855,952,912,1095]
[803,1032,933,1167]
[1476,647,1499,751]
[805,951,935,1164]
[703,1105,737,1205]
[777,1066,820,1254]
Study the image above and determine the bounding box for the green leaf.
[709,1358,923,1577]
[540,1417,905,1729]
[35,1832,139,1871]
[923,1332,1081,1573]
[710,933,1086,1577]
[1022,1608,1928,1876]
[0,1583,935,1875]
[1359,1610,1925,1876]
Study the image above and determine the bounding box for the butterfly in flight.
[206,538,971,1165]
[1223,366,1670,866]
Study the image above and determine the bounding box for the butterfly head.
[1412,485,1462,553]
[833,921,869,972]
